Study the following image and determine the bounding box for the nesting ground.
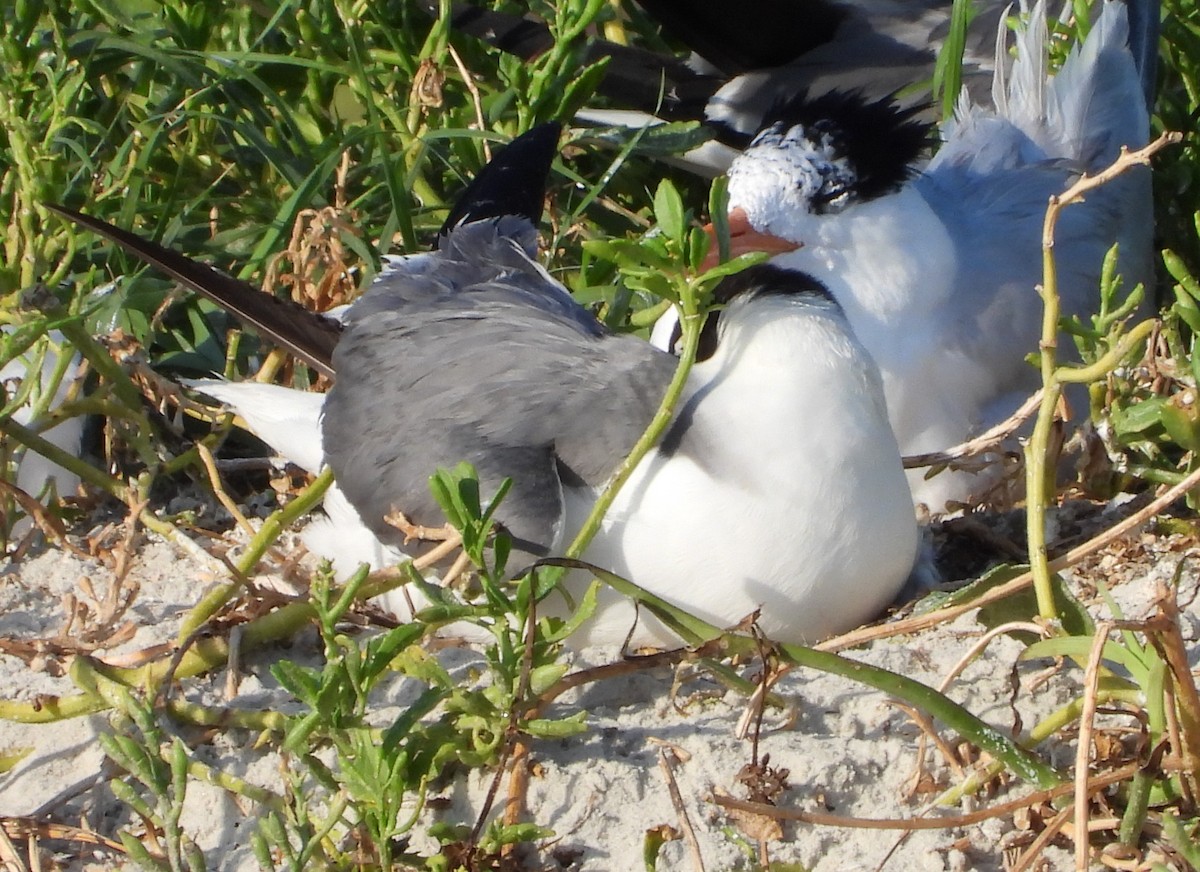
[0,499,1196,871]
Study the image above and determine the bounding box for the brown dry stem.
[1147,583,1200,790]
[446,45,490,162]
[710,763,1139,830]
[383,509,459,544]
[0,816,125,853]
[196,443,255,536]
[1075,621,1115,870]
[903,390,1043,469]
[1011,803,1075,872]
[0,480,83,557]
[659,747,706,872]
[486,587,538,863]
[820,460,1200,652]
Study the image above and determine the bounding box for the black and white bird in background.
[651,0,1156,512]
[51,123,919,647]
[421,0,1158,173]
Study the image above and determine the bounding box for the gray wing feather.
[919,0,1153,384]
[322,220,677,561]
[918,157,1151,387]
[919,0,1153,391]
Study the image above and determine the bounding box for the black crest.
[758,90,934,202]
[711,262,837,308]
[437,121,562,242]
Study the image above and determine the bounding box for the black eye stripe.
[668,320,682,352]
[666,312,721,362]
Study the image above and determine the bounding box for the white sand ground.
[0,509,1194,871]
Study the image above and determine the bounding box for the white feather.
[186,380,327,474]
[567,293,917,646]
[2,330,85,536]
[724,0,1151,512]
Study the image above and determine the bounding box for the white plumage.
[704,0,1152,511]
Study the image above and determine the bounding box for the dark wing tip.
[416,0,554,59]
[633,0,846,74]
[46,202,342,379]
[437,121,563,241]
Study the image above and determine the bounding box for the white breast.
[563,294,918,647]
[741,187,1007,510]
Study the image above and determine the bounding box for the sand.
[0,504,1194,871]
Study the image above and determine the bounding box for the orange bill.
[701,207,801,270]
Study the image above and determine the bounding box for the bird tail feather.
[998,0,1150,161]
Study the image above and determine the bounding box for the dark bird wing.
[421,0,1005,143]
[44,204,342,379]
[415,0,727,125]
[439,121,562,236]
[323,219,677,562]
[45,123,566,380]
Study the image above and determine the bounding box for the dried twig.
[109,345,213,424]
[225,624,243,700]
[820,461,1200,652]
[439,549,474,590]
[892,700,967,782]
[383,509,458,544]
[659,748,706,872]
[446,45,490,161]
[0,817,124,854]
[903,390,1043,469]
[409,534,465,570]
[1147,583,1200,781]
[25,832,38,872]
[939,622,1049,693]
[1045,135,1181,241]
[710,763,1139,830]
[540,646,720,705]
[735,630,780,746]
[197,443,255,536]
[0,819,28,872]
[1010,803,1075,872]
[0,480,85,557]
[1074,621,1114,871]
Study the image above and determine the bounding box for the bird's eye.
[813,182,846,204]
[810,175,853,214]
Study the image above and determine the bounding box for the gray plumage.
[716,0,1153,511]
[322,218,678,561]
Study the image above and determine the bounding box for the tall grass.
[2,0,1200,869]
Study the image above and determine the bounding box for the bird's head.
[719,90,931,255]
